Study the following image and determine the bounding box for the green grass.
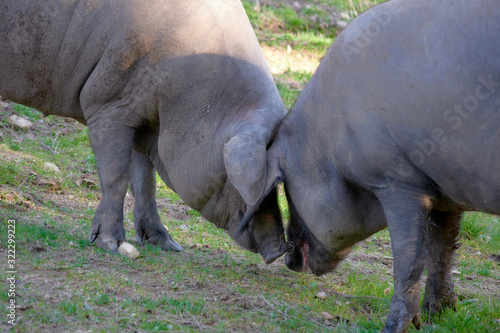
[460,213,500,257]
[1,174,499,332]
[1,1,499,331]
[242,0,388,50]
[323,0,387,14]
[0,160,19,185]
[11,103,43,122]
[275,69,313,110]
[461,212,489,240]
[243,1,334,52]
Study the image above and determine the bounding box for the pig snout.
[260,239,295,264]
[285,240,309,272]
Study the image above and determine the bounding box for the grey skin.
[247,0,500,332]
[0,0,292,263]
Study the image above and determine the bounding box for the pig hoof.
[142,233,182,252]
[412,315,421,330]
[95,235,119,253]
[160,238,182,252]
[421,294,457,318]
[383,300,421,333]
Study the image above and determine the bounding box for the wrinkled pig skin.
[0,0,290,262]
[266,0,500,332]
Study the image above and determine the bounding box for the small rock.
[0,101,10,108]
[80,178,97,187]
[36,179,57,188]
[69,241,74,247]
[118,241,140,260]
[336,20,349,30]
[315,291,327,300]
[43,162,60,173]
[321,312,333,320]
[288,80,301,89]
[7,115,34,129]
[340,11,351,20]
[252,0,260,11]
[452,269,461,275]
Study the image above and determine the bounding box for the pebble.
[118,241,140,260]
[336,20,349,30]
[315,291,327,300]
[43,162,60,173]
[321,312,333,320]
[7,114,33,129]
[79,178,97,187]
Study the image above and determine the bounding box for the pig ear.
[223,132,267,207]
[224,131,283,239]
[234,163,282,239]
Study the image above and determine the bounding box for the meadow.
[1,1,499,331]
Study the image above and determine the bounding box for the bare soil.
[1,102,499,332]
[1,17,499,330]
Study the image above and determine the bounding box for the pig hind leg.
[130,150,182,251]
[422,210,462,317]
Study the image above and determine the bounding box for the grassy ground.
[1,1,499,332]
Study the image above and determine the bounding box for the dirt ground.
[1,2,499,330]
[1,103,499,331]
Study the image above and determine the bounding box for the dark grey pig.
[0,0,291,263]
[249,0,499,331]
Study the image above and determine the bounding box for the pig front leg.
[87,121,134,252]
[376,189,428,333]
[129,150,182,251]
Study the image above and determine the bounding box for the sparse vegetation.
[0,0,499,332]
[460,212,489,241]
